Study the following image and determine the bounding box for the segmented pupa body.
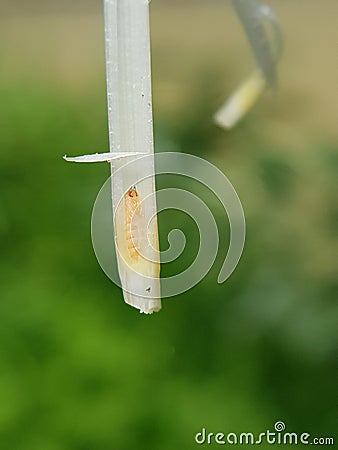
[125,187,141,260]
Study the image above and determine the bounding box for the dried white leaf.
[214,71,266,129]
[63,152,143,163]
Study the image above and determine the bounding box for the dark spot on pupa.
[146,287,151,293]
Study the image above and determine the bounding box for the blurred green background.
[0,1,337,449]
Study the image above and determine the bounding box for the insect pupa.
[125,186,142,260]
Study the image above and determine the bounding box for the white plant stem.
[104,0,161,313]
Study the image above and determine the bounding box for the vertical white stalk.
[104,0,161,313]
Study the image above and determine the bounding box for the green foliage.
[0,77,336,450]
